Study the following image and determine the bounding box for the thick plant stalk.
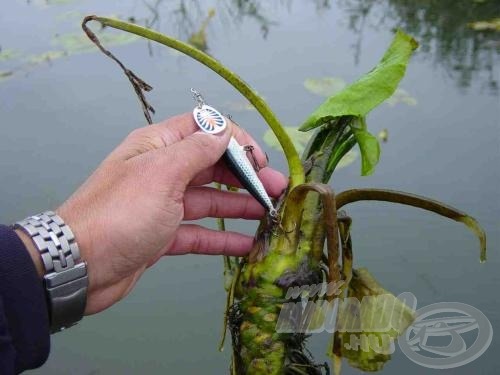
[82,16,305,188]
[234,183,337,375]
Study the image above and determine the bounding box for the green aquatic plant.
[304,77,417,108]
[187,8,216,51]
[0,19,140,87]
[468,18,500,31]
[263,127,313,155]
[0,48,20,62]
[27,50,67,64]
[82,16,487,374]
[377,128,389,142]
[0,70,13,82]
[29,0,76,7]
[385,88,417,107]
[53,30,139,54]
[262,127,358,169]
[304,77,347,97]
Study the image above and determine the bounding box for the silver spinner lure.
[190,88,277,219]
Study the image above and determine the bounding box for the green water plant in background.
[82,16,487,375]
[0,71,13,83]
[468,17,500,31]
[0,24,140,85]
[187,8,216,52]
[0,49,20,62]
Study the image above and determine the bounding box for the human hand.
[20,113,288,314]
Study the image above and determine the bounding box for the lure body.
[224,137,276,215]
[192,98,276,216]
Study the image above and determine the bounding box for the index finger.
[106,113,198,161]
[107,113,268,169]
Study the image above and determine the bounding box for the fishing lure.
[191,89,278,218]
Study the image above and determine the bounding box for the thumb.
[163,126,232,186]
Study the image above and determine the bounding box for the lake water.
[1,1,499,374]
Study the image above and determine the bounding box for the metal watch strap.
[13,211,88,333]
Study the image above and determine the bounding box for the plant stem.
[83,15,305,187]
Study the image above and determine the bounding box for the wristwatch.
[13,211,88,333]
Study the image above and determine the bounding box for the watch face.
[193,104,227,134]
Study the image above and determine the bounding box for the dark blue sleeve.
[0,224,50,374]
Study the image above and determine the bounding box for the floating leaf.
[263,127,312,154]
[386,88,417,107]
[224,99,256,111]
[0,49,20,62]
[0,71,13,82]
[468,18,500,32]
[53,31,139,54]
[299,30,418,131]
[27,50,67,64]
[304,77,346,97]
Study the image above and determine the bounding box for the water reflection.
[339,0,500,93]
[142,0,277,41]
[9,0,499,93]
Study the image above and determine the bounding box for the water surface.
[1,1,498,374]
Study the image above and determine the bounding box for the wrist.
[55,205,92,264]
[13,211,89,332]
[54,204,96,291]
[15,229,45,278]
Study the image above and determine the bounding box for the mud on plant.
[82,16,487,375]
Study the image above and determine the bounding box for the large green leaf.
[299,30,418,132]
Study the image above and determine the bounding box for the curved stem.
[336,188,487,262]
[82,15,304,187]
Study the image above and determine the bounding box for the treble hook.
[270,210,296,236]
